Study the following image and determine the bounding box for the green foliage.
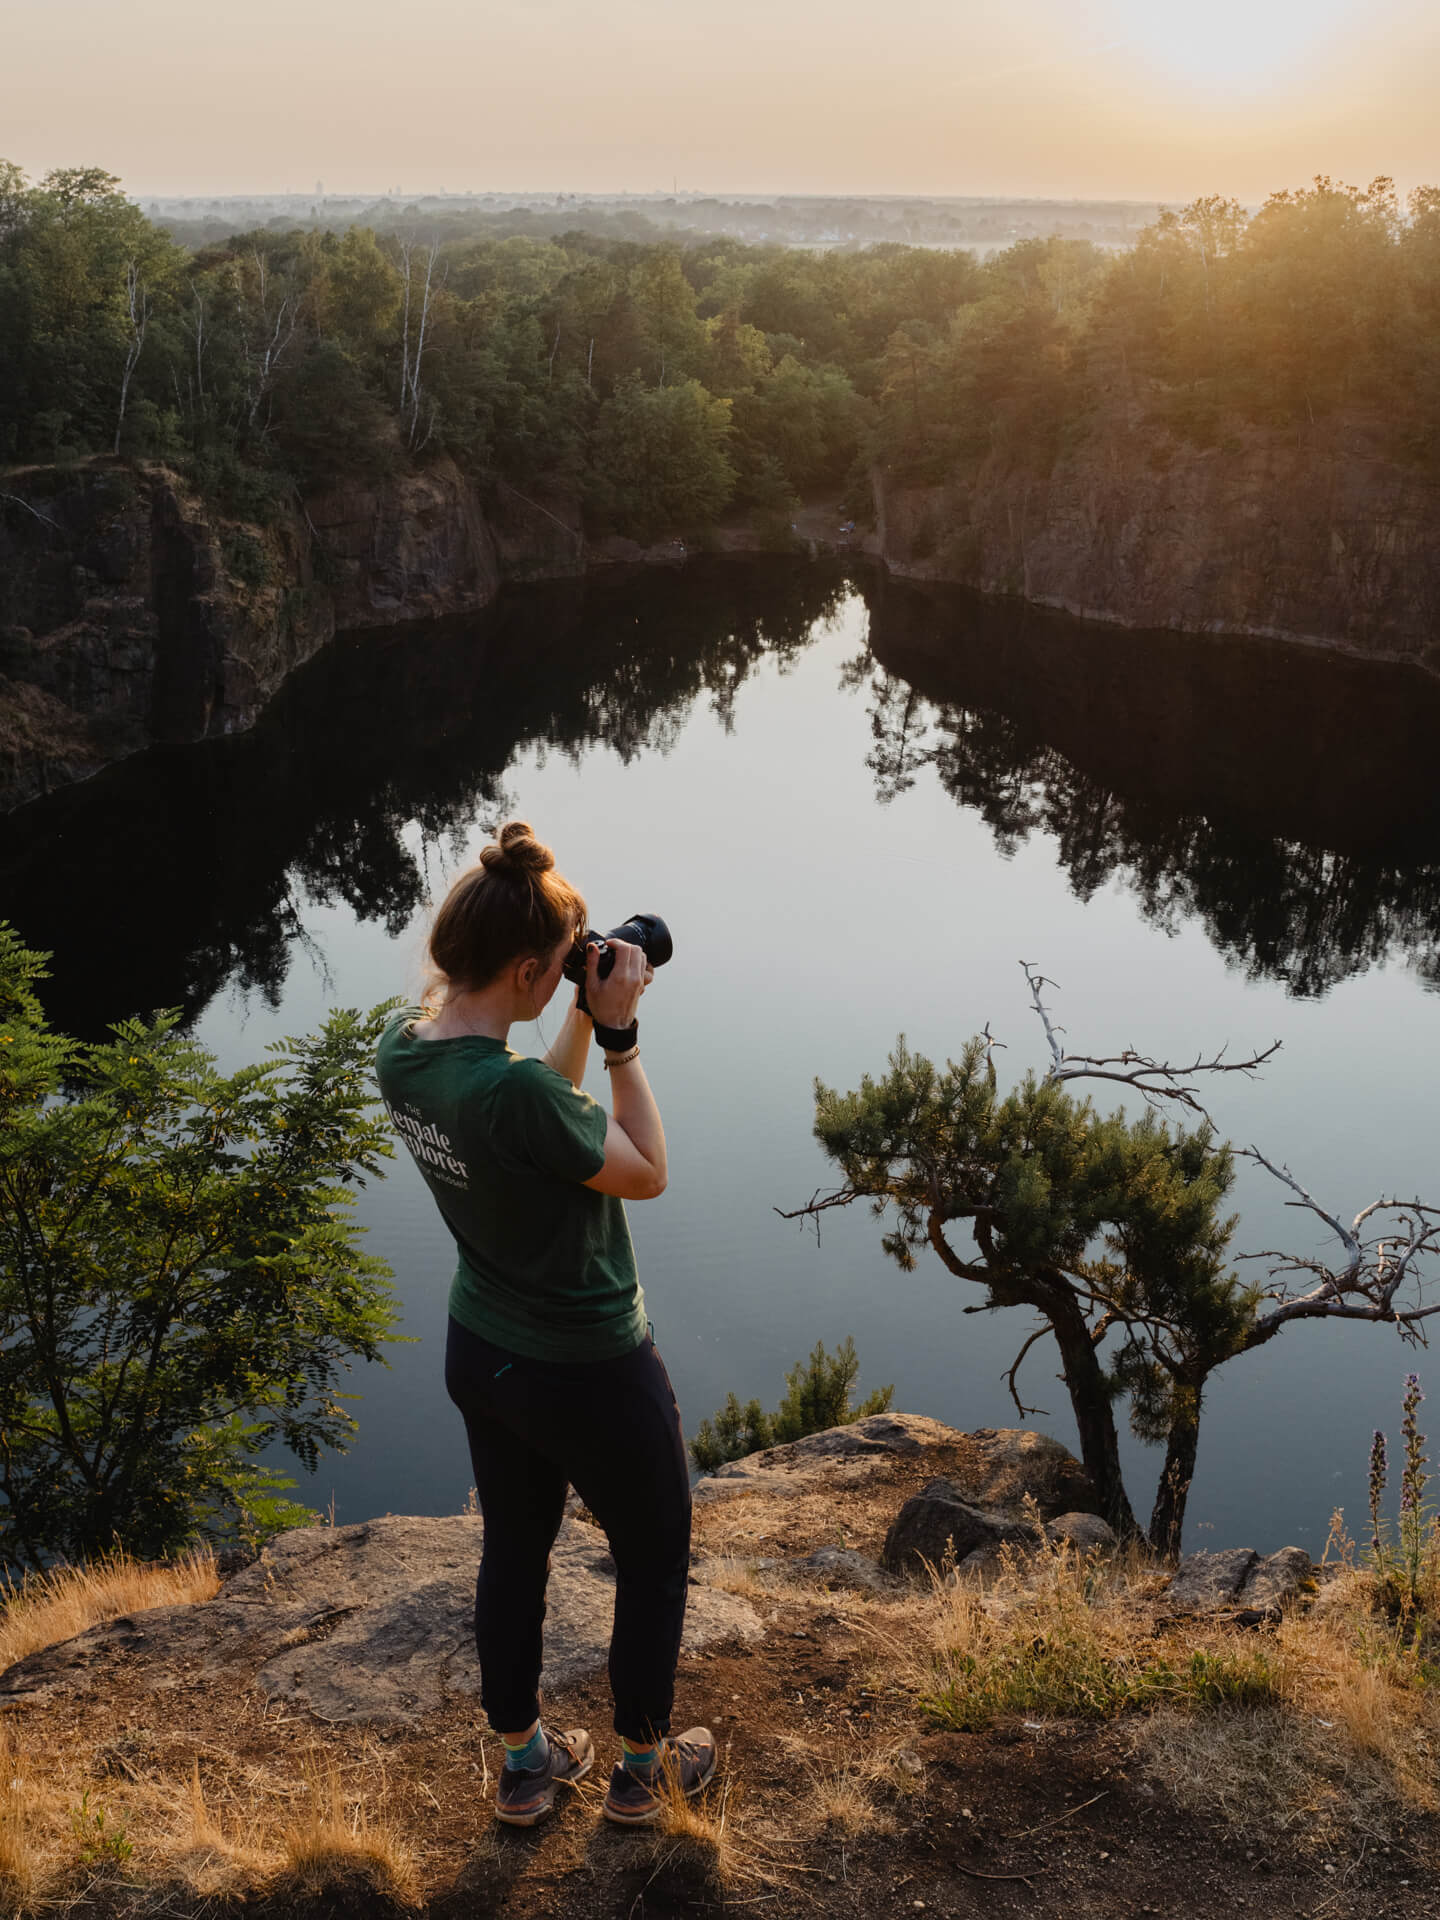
[688,1336,893,1472]
[0,923,401,1567]
[923,1635,1280,1729]
[221,527,271,589]
[3,155,1437,538]
[70,1790,133,1868]
[586,374,736,539]
[805,1035,1251,1548]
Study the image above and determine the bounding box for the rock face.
[0,458,566,810]
[1,464,333,806]
[876,408,1440,670]
[0,1514,762,1730]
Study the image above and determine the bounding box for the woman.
[375,821,713,1829]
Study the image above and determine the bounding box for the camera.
[563,913,673,998]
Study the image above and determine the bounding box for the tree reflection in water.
[0,560,848,1037]
[6,559,1440,1034]
[858,580,1440,998]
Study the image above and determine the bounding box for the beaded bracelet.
[602,1045,641,1071]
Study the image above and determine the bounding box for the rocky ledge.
[0,1414,1323,1730]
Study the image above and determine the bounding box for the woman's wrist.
[593,1018,638,1053]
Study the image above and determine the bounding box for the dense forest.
[2,163,1438,541]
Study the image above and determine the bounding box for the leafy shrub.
[688,1336,892,1472]
[222,527,271,589]
[0,923,399,1566]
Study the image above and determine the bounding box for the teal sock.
[503,1725,548,1773]
[621,1738,662,1777]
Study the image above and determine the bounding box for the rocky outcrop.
[692,1411,990,1505]
[0,457,566,809]
[0,1421,1326,1743]
[0,1513,761,1730]
[876,406,1440,669]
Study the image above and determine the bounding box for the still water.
[7,558,1440,1552]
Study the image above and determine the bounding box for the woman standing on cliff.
[375,821,713,1827]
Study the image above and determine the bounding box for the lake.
[7,556,1440,1554]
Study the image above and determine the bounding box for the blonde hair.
[426,822,586,1002]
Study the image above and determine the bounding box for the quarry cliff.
[874,405,1440,667]
[3,412,1439,813]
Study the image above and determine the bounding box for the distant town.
[139,189,1173,254]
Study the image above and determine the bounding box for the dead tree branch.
[1020,960,1280,1113]
[0,492,61,532]
[1238,1145,1440,1344]
[1004,1324,1052,1419]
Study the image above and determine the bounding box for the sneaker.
[601,1727,718,1826]
[495,1726,594,1827]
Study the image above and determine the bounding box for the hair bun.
[478,820,555,877]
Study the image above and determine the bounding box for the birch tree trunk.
[114,261,149,456]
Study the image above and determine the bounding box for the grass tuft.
[911,1535,1283,1731]
[647,1757,743,1894]
[0,1729,35,1909]
[0,1548,218,1673]
[276,1758,420,1909]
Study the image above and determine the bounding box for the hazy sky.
[5,0,1437,202]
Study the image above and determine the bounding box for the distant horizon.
[127,185,1181,206]
[38,177,1439,219]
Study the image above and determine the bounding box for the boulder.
[1165,1545,1318,1616]
[795,1547,895,1592]
[1167,1548,1260,1609]
[882,1479,1037,1577]
[1238,1547,1316,1617]
[693,1412,972,1505]
[1043,1512,1118,1556]
[0,1514,761,1729]
[942,1428,1101,1521]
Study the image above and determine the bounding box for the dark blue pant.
[444,1316,692,1742]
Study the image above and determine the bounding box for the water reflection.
[861,580,1440,997]
[0,561,848,1037]
[6,560,1440,1034]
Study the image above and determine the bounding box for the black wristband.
[593,1019,638,1053]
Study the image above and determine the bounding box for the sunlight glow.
[1101,0,1360,94]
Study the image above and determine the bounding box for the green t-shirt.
[375,1010,646,1363]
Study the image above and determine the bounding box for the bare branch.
[1020,960,1280,1113]
[773,1186,858,1224]
[114,259,150,455]
[0,492,61,532]
[1004,1324,1052,1419]
[1236,1145,1440,1344]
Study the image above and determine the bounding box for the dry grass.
[162,1760,272,1896]
[694,1554,783,1600]
[880,1515,1440,1859]
[275,1756,420,1908]
[0,1727,36,1909]
[787,1731,925,1839]
[891,1527,1278,1728]
[0,1549,219,1673]
[647,1765,741,1894]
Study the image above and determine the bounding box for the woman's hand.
[585,938,650,1032]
